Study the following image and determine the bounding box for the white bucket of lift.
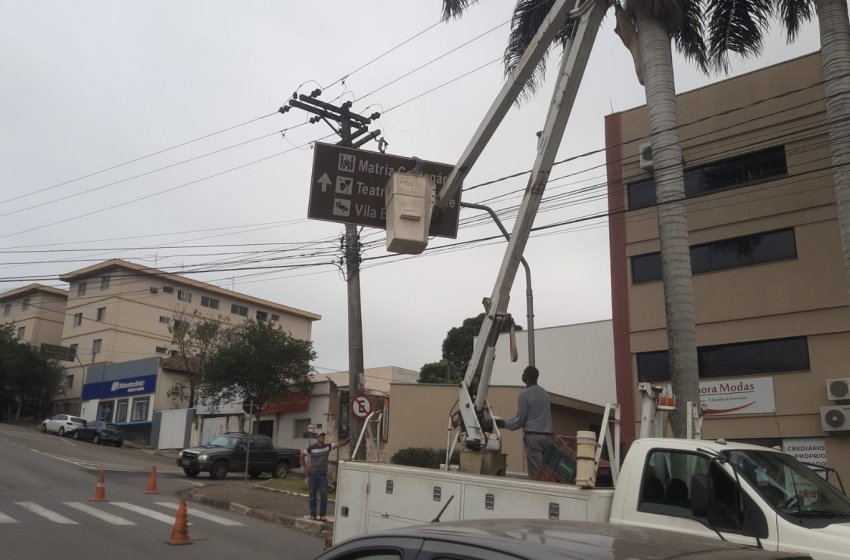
[575,430,597,489]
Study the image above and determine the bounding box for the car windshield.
[70,417,85,424]
[725,449,850,516]
[103,423,119,430]
[207,435,239,449]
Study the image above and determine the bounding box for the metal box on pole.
[385,172,435,254]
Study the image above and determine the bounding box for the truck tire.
[183,467,200,478]
[248,470,263,479]
[273,461,289,479]
[210,460,229,480]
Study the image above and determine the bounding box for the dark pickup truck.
[177,432,300,480]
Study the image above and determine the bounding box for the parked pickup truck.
[177,432,300,480]
[333,438,850,559]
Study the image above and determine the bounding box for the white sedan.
[40,414,86,436]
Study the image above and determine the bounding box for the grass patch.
[260,476,336,499]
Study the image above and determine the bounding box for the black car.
[72,421,124,447]
[317,519,812,560]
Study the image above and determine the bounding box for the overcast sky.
[1,1,822,374]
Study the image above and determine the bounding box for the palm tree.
[441,0,710,437]
[705,0,850,321]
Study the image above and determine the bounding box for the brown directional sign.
[40,343,77,362]
[308,143,460,238]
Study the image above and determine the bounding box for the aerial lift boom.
[437,0,610,452]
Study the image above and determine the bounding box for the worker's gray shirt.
[504,384,553,433]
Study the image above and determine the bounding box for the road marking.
[110,502,188,524]
[155,502,243,526]
[15,502,78,524]
[0,511,18,523]
[63,502,136,525]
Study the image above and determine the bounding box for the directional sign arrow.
[317,173,332,192]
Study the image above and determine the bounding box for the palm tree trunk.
[815,0,850,316]
[634,7,700,437]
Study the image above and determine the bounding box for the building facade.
[606,52,850,481]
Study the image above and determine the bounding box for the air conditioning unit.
[826,378,850,401]
[821,406,850,432]
[639,142,654,169]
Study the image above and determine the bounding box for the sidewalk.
[180,480,334,538]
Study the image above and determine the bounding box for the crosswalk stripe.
[110,502,186,524]
[155,502,244,526]
[15,502,78,524]
[0,511,18,523]
[63,502,136,525]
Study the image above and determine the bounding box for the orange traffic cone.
[90,470,107,502]
[144,466,160,494]
[164,497,192,545]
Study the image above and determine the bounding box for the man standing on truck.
[495,366,552,481]
[302,433,349,521]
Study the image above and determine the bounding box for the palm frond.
[673,0,708,74]
[503,0,576,104]
[705,0,773,73]
[775,0,814,41]
[441,0,478,21]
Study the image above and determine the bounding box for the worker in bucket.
[302,432,348,521]
[496,365,553,480]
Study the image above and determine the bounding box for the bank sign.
[82,375,156,400]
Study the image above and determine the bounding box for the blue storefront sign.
[82,374,157,400]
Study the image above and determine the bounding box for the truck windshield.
[724,449,850,516]
[207,435,239,449]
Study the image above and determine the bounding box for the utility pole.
[281,91,381,459]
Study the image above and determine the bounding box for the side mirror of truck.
[690,473,710,516]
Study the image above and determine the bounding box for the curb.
[182,488,333,537]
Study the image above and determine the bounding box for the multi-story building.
[606,52,850,481]
[57,258,320,415]
[0,283,67,348]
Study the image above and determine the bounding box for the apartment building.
[0,283,67,348]
[57,259,321,414]
[606,52,850,481]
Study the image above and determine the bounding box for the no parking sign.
[351,394,371,419]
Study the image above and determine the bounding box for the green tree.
[0,324,63,419]
[200,320,316,416]
[168,309,227,408]
[441,0,714,436]
[704,0,850,324]
[419,359,462,384]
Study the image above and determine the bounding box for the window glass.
[73,313,83,327]
[131,397,150,421]
[256,310,268,321]
[96,307,106,321]
[177,290,192,303]
[101,276,110,290]
[17,326,25,340]
[116,399,129,423]
[77,282,87,297]
[92,339,102,354]
[97,400,114,422]
[637,337,810,382]
[159,316,171,324]
[21,298,30,310]
[231,304,248,316]
[201,296,220,309]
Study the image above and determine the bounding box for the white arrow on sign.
[317,173,332,192]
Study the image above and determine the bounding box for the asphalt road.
[0,422,324,560]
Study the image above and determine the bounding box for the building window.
[66,375,74,389]
[155,346,168,354]
[21,298,30,311]
[131,397,150,421]
[636,336,811,382]
[628,146,788,210]
[173,319,189,333]
[77,282,87,297]
[116,399,129,423]
[92,339,102,354]
[69,343,78,358]
[97,400,115,422]
[256,310,268,321]
[159,316,171,324]
[96,307,106,321]
[271,314,280,322]
[73,313,83,327]
[631,229,797,284]
[163,286,174,294]
[201,296,220,309]
[17,326,25,340]
[177,290,192,303]
[231,304,248,317]
[150,287,159,294]
[100,276,110,290]
[3,303,10,316]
